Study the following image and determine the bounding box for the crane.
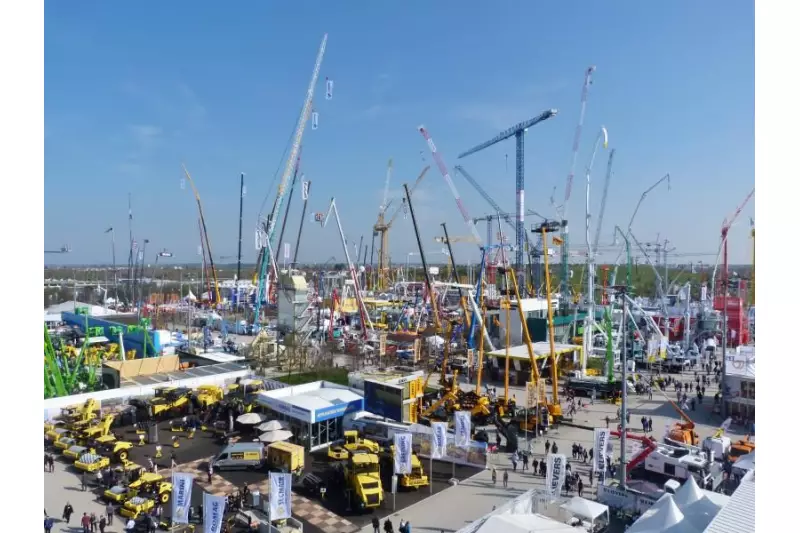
[711,188,755,300]
[254,33,327,327]
[182,165,221,305]
[457,109,558,290]
[373,165,430,290]
[322,198,373,339]
[434,235,479,245]
[45,245,72,254]
[750,218,755,306]
[418,125,483,245]
[555,67,596,305]
[592,149,615,254]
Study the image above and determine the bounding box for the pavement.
[355,365,743,533]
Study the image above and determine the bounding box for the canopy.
[627,495,685,533]
[236,412,267,425]
[672,475,703,506]
[184,291,197,302]
[560,496,609,521]
[257,420,286,432]
[258,429,293,443]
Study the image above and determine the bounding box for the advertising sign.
[363,380,403,422]
[171,472,194,524]
[393,432,413,475]
[202,493,226,533]
[545,454,566,497]
[269,472,293,520]
[431,422,447,459]
[454,411,472,447]
[593,428,610,473]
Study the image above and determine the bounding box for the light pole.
[105,227,118,307]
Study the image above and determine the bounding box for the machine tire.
[118,450,128,461]
[161,492,170,504]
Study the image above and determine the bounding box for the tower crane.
[456,109,558,291]
[710,188,755,300]
[254,33,327,327]
[45,245,72,254]
[182,165,221,305]
[373,164,431,290]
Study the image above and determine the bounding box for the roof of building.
[626,477,730,533]
[704,470,755,533]
[45,301,120,317]
[487,341,581,360]
[725,350,755,380]
[119,362,249,388]
[256,380,363,412]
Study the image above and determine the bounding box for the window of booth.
[310,417,343,449]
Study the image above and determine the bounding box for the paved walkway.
[44,458,123,533]
[357,366,742,533]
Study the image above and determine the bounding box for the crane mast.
[254,33,328,326]
[182,165,221,305]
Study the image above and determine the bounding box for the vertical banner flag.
[325,78,334,100]
[203,492,226,533]
[545,454,567,497]
[454,411,472,447]
[269,472,293,520]
[701,283,708,302]
[171,472,194,524]
[312,111,319,130]
[431,422,448,459]
[301,179,310,201]
[393,432,413,474]
[283,243,291,260]
[593,428,610,473]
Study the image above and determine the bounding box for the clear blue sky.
[45,0,754,268]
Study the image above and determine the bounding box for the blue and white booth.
[254,381,364,451]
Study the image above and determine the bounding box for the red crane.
[610,431,658,474]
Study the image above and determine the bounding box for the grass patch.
[276,367,350,387]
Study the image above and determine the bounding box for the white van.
[212,442,265,470]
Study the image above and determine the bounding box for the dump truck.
[380,446,429,490]
[335,453,384,511]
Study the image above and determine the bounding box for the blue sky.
[45,0,754,268]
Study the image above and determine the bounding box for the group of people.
[374,515,413,533]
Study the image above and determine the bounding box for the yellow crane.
[182,165,221,305]
[373,165,430,290]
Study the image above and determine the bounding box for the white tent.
[469,514,576,533]
[184,290,197,302]
[560,496,609,524]
[426,335,445,348]
[682,496,724,530]
[627,495,685,533]
[672,475,704,507]
[258,429,293,443]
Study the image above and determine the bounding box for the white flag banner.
[593,428,610,473]
[393,432,413,475]
[203,492,226,533]
[269,472,293,520]
[255,229,262,250]
[545,453,567,497]
[283,243,291,260]
[301,180,310,201]
[454,410,472,448]
[431,422,448,459]
[171,472,194,524]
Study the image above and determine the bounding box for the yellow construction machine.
[107,472,172,506]
[194,385,225,408]
[380,446,429,489]
[332,453,384,511]
[148,387,192,417]
[82,414,116,440]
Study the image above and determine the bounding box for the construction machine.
[194,385,225,408]
[330,452,384,511]
[93,435,134,462]
[728,436,755,462]
[610,431,658,473]
[148,387,192,418]
[82,414,116,440]
[342,430,381,454]
[380,445,429,489]
[74,451,111,472]
[106,472,173,505]
[662,393,699,447]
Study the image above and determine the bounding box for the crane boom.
[254,34,327,325]
[593,148,615,252]
[456,109,557,159]
[380,158,393,214]
[418,125,483,245]
[182,165,221,304]
[561,66,596,209]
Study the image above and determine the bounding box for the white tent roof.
[627,496,685,533]
[471,514,576,533]
[672,474,703,506]
[184,290,197,301]
[560,496,609,521]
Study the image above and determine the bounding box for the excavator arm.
[610,431,658,473]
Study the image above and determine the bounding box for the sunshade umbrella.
[257,420,286,432]
[236,412,266,425]
[258,429,293,443]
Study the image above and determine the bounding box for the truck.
[565,377,622,399]
[332,453,384,511]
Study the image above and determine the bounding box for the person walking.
[522,453,529,471]
[502,470,509,489]
[589,469,594,486]
[44,516,55,533]
[90,512,98,532]
[207,462,214,484]
[552,443,559,455]
[98,515,107,533]
[578,478,584,497]
[105,503,114,526]
[44,453,49,472]
[532,458,539,475]
[81,472,88,491]
[81,512,91,533]
[545,440,551,454]
[372,516,380,533]
[383,517,394,533]
[62,503,74,524]
[491,466,497,485]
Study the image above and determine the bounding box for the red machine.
[610,431,658,474]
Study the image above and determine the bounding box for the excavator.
[82,414,116,440]
[661,391,700,447]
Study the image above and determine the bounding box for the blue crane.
[457,109,557,293]
[454,165,546,292]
